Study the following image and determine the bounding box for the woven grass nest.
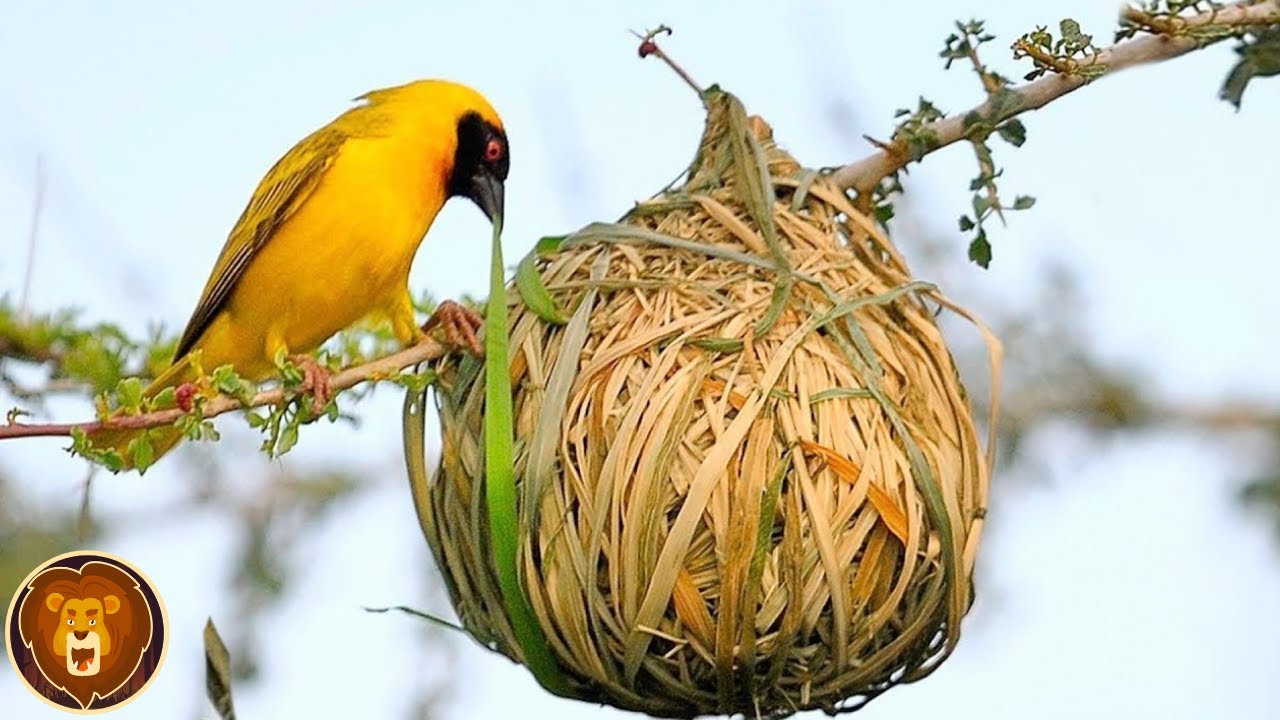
[406,88,1000,717]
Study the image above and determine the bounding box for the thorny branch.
[829,0,1280,193]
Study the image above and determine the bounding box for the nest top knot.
[417,86,1001,718]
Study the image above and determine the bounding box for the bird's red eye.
[484,138,503,163]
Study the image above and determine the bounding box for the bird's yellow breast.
[195,133,448,377]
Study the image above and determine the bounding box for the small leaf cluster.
[871,20,1041,269]
[942,19,1014,92]
[69,427,126,472]
[865,99,944,232]
[243,352,340,458]
[6,290,451,471]
[948,20,1037,268]
[1013,19,1107,81]
[1220,28,1280,108]
[66,368,215,471]
[1115,2,1279,108]
[0,296,175,398]
[889,98,945,163]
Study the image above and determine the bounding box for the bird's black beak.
[469,169,505,224]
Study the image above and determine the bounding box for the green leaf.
[1220,31,1280,110]
[809,387,875,403]
[177,414,203,441]
[211,364,240,392]
[128,432,155,474]
[997,119,1027,147]
[988,88,1023,119]
[968,230,993,269]
[69,427,124,472]
[690,337,745,353]
[483,214,569,695]
[1012,195,1037,210]
[754,276,794,339]
[102,453,124,473]
[211,364,256,405]
[1077,63,1108,82]
[276,419,300,456]
[388,369,437,395]
[905,128,941,161]
[116,377,143,413]
[535,235,568,257]
[151,386,177,410]
[972,193,994,218]
[1059,18,1091,54]
[958,215,975,232]
[515,254,569,325]
[203,619,237,720]
[745,448,789,622]
[199,421,220,442]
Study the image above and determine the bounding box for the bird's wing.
[173,127,348,358]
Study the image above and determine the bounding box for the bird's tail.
[87,356,199,472]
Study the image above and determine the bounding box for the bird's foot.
[288,354,332,415]
[422,300,484,356]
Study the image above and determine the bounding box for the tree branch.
[829,0,1280,194]
[0,337,450,440]
[1004,395,1280,434]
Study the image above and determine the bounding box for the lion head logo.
[6,552,166,713]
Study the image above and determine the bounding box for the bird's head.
[360,79,508,225]
[447,109,508,225]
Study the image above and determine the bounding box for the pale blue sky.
[2,2,1278,719]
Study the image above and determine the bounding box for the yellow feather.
[92,79,504,468]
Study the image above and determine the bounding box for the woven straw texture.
[415,89,999,718]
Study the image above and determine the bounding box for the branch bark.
[0,337,449,440]
[829,0,1280,194]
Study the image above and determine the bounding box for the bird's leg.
[422,300,484,356]
[288,354,332,415]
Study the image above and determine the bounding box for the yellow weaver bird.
[93,79,508,468]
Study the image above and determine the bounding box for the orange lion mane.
[16,560,154,709]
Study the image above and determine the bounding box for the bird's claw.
[422,300,484,356]
[289,354,332,415]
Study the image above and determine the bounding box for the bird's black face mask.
[449,113,508,223]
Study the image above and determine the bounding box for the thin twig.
[634,26,704,97]
[0,336,450,440]
[77,466,96,541]
[18,155,46,322]
[829,0,1280,193]
[1002,395,1280,433]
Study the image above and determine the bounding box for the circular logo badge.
[5,550,168,713]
